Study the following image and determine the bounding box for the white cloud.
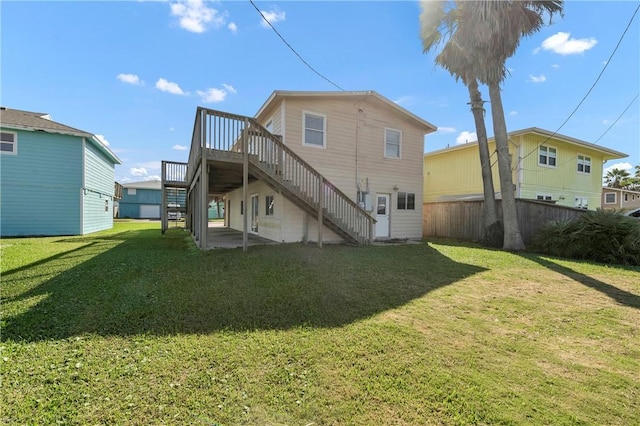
[222,83,237,94]
[170,0,226,33]
[539,32,597,55]
[94,134,110,146]
[456,131,477,145]
[603,162,632,176]
[117,73,142,85]
[173,144,188,151]
[509,111,518,116]
[197,88,227,103]
[131,167,148,177]
[603,119,611,126]
[196,84,237,103]
[228,22,237,33]
[528,74,547,83]
[551,64,560,69]
[260,8,285,28]
[156,78,186,95]
[437,126,456,133]
[146,175,161,181]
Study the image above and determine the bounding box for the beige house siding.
[601,187,640,210]
[256,94,428,240]
[226,181,341,243]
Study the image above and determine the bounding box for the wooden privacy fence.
[423,199,588,245]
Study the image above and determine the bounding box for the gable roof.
[255,90,437,134]
[0,107,121,164]
[425,126,628,160]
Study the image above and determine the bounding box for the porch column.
[200,111,208,249]
[242,118,249,252]
[317,176,323,248]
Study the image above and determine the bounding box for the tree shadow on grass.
[519,253,640,310]
[2,230,486,342]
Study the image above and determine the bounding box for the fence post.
[317,176,323,248]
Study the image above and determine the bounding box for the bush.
[533,209,640,266]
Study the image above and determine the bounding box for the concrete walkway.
[205,221,276,249]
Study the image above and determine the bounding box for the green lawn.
[1,222,639,425]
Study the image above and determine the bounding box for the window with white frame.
[385,128,401,158]
[397,192,415,210]
[539,145,557,167]
[604,193,616,204]
[128,188,136,195]
[1,131,17,154]
[624,193,629,202]
[536,194,553,201]
[575,197,588,209]
[303,112,325,148]
[577,155,591,173]
[265,195,274,216]
[105,199,109,212]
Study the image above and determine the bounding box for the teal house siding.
[1,130,82,236]
[119,187,162,218]
[0,107,121,237]
[82,140,115,234]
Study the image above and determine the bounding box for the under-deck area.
[205,221,275,249]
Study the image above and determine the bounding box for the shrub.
[533,209,640,265]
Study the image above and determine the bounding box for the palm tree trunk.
[488,82,525,251]
[467,78,502,247]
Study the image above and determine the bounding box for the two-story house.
[0,107,121,236]
[423,127,627,210]
[167,91,436,249]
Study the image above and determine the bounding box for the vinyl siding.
[258,96,426,240]
[82,140,116,234]
[0,129,82,236]
[118,188,162,218]
[226,181,341,243]
[517,134,606,210]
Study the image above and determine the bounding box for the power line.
[518,3,640,163]
[594,94,639,144]
[248,0,346,91]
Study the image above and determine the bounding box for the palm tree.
[605,168,631,188]
[453,0,563,251]
[420,1,502,247]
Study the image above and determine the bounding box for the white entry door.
[375,193,390,238]
[250,194,259,234]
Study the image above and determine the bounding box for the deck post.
[242,118,249,252]
[200,110,208,249]
[161,161,167,234]
[369,216,375,244]
[317,176,323,248]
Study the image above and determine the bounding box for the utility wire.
[517,4,640,163]
[248,0,346,91]
[593,93,639,144]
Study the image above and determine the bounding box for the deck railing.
[114,182,123,200]
[162,160,188,185]
[187,107,375,244]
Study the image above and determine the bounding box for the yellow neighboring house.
[424,127,627,210]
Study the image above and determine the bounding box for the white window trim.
[604,192,617,204]
[538,145,557,168]
[302,110,326,149]
[0,130,18,155]
[536,194,553,201]
[577,154,591,174]
[384,127,402,159]
[574,196,589,210]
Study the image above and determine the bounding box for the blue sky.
[2,0,638,183]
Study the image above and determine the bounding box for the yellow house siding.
[518,134,607,209]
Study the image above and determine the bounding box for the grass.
[1,222,639,425]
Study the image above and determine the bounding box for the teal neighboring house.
[119,180,163,219]
[0,107,121,236]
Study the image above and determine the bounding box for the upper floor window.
[539,145,556,167]
[577,155,591,174]
[385,128,401,159]
[1,131,17,155]
[303,112,325,148]
[537,194,552,201]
